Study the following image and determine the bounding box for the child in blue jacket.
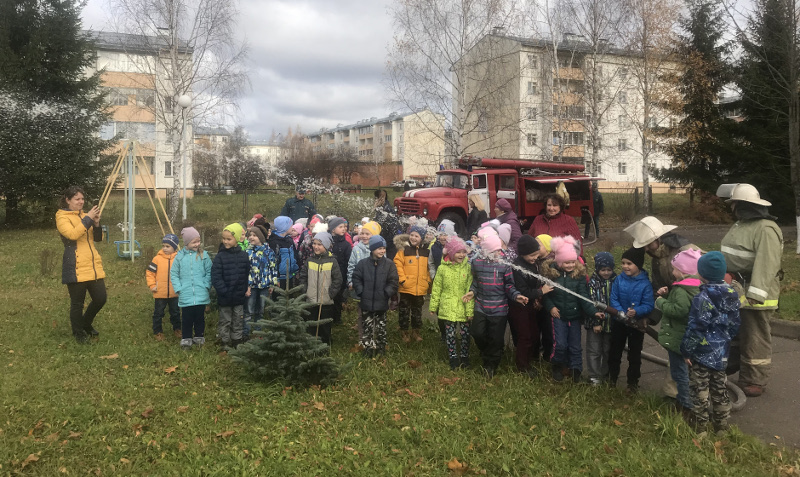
[170,227,212,350]
[608,247,654,392]
[682,252,741,433]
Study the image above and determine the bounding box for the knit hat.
[329,217,347,231]
[313,231,333,250]
[536,234,553,253]
[477,226,498,239]
[495,198,513,213]
[552,236,579,266]
[622,246,646,270]
[294,218,308,227]
[254,217,270,231]
[445,236,468,261]
[481,219,501,231]
[437,219,456,236]
[181,226,200,244]
[369,235,387,252]
[361,217,370,224]
[408,225,426,238]
[594,251,614,271]
[312,222,328,234]
[481,234,502,254]
[697,251,726,282]
[224,223,245,242]
[671,248,702,276]
[273,216,293,236]
[517,235,540,256]
[309,214,324,228]
[162,233,179,250]
[290,223,304,236]
[497,224,512,245]
[247,226,266,245]
[362,221,381,236]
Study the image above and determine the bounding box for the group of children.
[144,211,741,433]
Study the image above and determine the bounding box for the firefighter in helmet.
[718,183,783,398]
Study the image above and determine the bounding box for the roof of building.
[308,110,435,138]
[194,126,230,137]
[247,140,284,147]
[86,30,192,55]
[488,32,632,58]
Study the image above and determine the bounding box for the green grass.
[1,222,797,475]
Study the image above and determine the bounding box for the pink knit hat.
[498,224,512,245]
[477,226,498,240]
[481,234,502,254]
[445,236,468,261]
[551,235,579,266]
[671,248,702,276]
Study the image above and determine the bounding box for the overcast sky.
[80,0,396,140]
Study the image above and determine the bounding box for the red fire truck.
[394,157,602,234]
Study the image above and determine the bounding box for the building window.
[670,117,678,128]
[618,115,626,128]
[136,89,155,108]
[134,156,154,175]
[164,161,173,177]
[526,107,538,120]
[562,131,584,145]
[385,135,392,142]
[527,82,538,95]
[527,54,538,69]
[99,122,115,140]
[619,92,627,104]
[109,89,129,106]
[527,133,538,146]
[619,68,628,80]
[618,162,627,174]
[618,139,627,151]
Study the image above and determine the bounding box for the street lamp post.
[177,94,191,221]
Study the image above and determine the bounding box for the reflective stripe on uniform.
[750,300,779,308]
[742,357,772,366]
[748,285,768,299]
[721,245,756,258]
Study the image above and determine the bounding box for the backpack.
[277,245,299,279]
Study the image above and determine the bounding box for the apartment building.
[246,139,290,168]
[456,33,677,186]
[87,30,194,196]
[306,109,446,182]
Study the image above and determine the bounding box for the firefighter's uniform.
[720,211,783,390]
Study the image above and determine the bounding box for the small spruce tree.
[229,286,339,387]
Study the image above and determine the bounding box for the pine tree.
[654,0,734,202]
[728,0,798,219]
[0,0,113,225]
[229,286,339,387]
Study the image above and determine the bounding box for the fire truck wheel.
[438,212,466,238]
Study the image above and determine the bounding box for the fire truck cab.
[394,156,602,235]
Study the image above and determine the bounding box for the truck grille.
[397,199,422,215]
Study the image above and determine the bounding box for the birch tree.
[108,0,248,220]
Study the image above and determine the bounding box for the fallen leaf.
[176,406,189,413]
[216,430,235,438]
[99,353,119,360]
[714,441,724,458]
[604,444,615,454]
[447,457,468,474]
[67,431,82,440]
[119,458,130,464]
[122,365,129,369]
[692,438,702,449]
[178,442,187,452]
[141,408,154,419]
[164,365,178,374]
[407,360,422,369]
[392,414,402,421]
[313,402,325,411]
[405,388,422,398]
[58,466,68,473]
[613,420,624,426]
[439,377,460,386]
[45,432,59,442]
[501,412,516,418]
[21,453,39,468]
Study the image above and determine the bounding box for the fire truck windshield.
[434,173,469,189]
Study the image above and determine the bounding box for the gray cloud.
[82,0,396,140]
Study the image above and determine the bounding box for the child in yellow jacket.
[146,234,181,339]
[393,225,431,342]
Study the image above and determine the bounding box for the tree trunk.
[790,85,800,254]
[4,194,21,225]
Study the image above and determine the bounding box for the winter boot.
[154,332,164,342]
[174,329,182,338]
[449,358,460,371]
[572,370,582,383]
[483,366,496,380]
[362,348,374,359]
[192,337,205,348]
[412,329,423,342]
[551,364,565,382]
[459,357,471,369]
[180,338,193,350]
[401,330,411,344]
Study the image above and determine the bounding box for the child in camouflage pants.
[681,252,741,433]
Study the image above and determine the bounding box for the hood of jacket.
[393,233,410,250]
[542,259,586,280]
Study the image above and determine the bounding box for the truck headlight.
[423,208,428,216]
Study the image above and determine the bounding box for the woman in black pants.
[55,186,107,343]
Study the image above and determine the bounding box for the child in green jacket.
[429,236,474,370]
[655,248,703,412]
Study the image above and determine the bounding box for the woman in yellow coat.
[56,186,106,343]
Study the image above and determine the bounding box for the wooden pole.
[133,142,174,234]
[98,145,128,214]
[132,142,169,237]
